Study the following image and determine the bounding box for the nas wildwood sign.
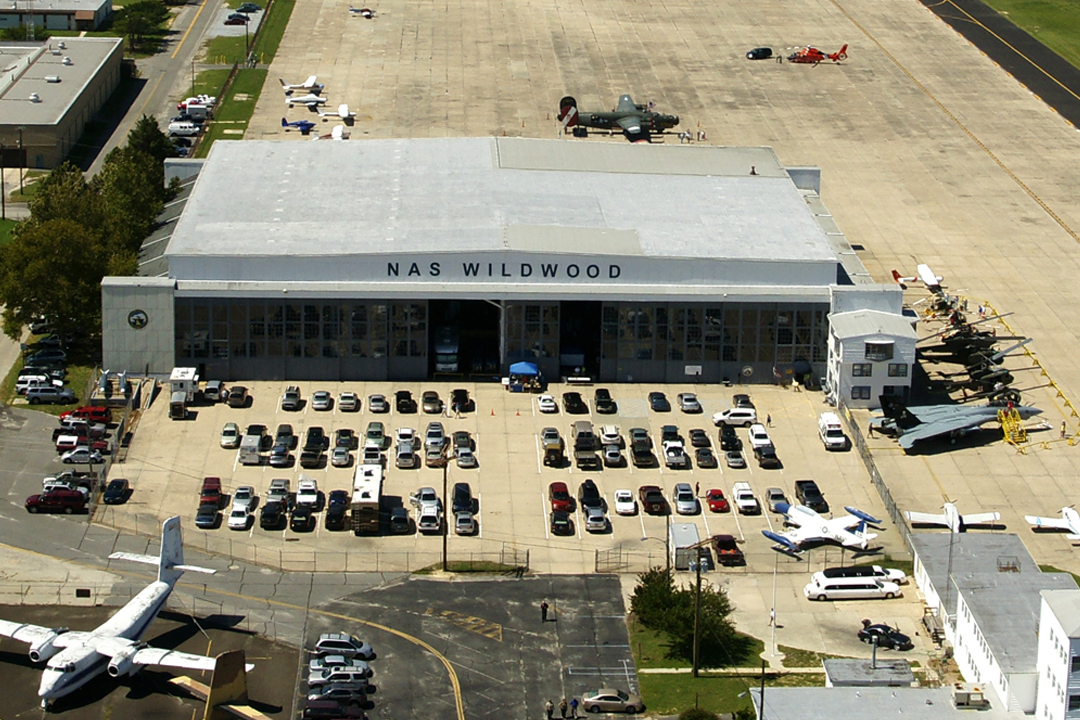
[386,261,623,280]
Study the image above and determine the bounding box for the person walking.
[1062,421,1068,439]
[545,699,554,719]
[541,601,549,622]
[766,413,772,427]
[559,697,568,719]
[867,423,874,438]
[695,481,700,497]
[570,698,579,718]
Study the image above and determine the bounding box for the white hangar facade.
[102,137,895,382]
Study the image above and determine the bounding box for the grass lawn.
[776,645,850,668]
[8,170,46,203]
[204,34,250,65]
[981,0,1080,69]
[250,0,294,60]
[629,616,764,670]
[195,68,268,157]
[0,218,19,246]
[639,672,822,716]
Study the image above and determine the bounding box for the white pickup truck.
[662,440,689,469]
[732,482,761,515]
[747,423,772,450]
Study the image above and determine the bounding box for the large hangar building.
[102,137,896,383]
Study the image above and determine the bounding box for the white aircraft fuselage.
[39,580,172,704]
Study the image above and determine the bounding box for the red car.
[706,489,730,513]
[60,406,112,424]
[548,482,572,512]
[26,489,87,514]
[55,435,110,453]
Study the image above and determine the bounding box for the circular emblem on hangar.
[128,309,149,329]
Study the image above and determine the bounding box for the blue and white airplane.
[281,117,316,134]
[0,516,247,709]
[763,503,880,552]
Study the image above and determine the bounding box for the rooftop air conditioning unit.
[58,41,66,50]
[62,57,72,66]
[29,92,40,102]
[45,75,60,83]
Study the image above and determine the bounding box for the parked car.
[754,444,781,468]
[26,386,76,405]
[227,506,252,530]
[451,388,472,413]
[366,422,388,449]
[602,444,623,467]
[673,483,697,515]
[452,482,473,514]
[331,446,352,467]
[314,633,375,660]
[102,478,129,504]
[695,447,718,468]
[311,391,333,411]
[648,392,670,412]
[548,482,572,512]
[290,506,315,532]
[26,489,86,514]
[732,393,754,408]
[368,394,388,413]
[765,487,788,512]
[614,489,636,515]
[224,14,248,24]
[27,349,66,366]
[424,422,445,450]
[296,478,319,506]
[857,623,913,650]
[688,428,710,448]
[456,447,477,468]
[746,47,773,60]
[237,1,261,11]
[335,428,358,450]
[804,577,902,601]
[562,391,586,414]
[455,510,476,535]
[394,390,417,413]
[60,406,110,424]
[594,388,616,414]
[226,385,248,407]
[705,488,729,512]
[725,450,746,469]
[537,394,558,413]
[747,423,772,449]
[389,506,410,533]
[232,485,256,511]
[194,503,220,528]
[260,501,285,529]
[677,392,702,413]
[220,422,241,449]
[269,443,292,468]
[582,688,644,714]
[422,391,443,414]
[719,424,742,451]
[61,447,103,464]
[338,391,360,412]
[550,510,573,535]
[578,479,603,510]
[584,505,608,532]
[306,683,368,706]
[638,485,668,515]
[794,479,828,513]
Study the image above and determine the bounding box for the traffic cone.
[516,410,520,416]
[491,408,495,416]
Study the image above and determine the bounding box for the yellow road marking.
[829,0,1080,246]
[173,0,211,60]
[425,607,503,641]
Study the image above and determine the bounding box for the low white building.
[826,307,916,409]
[1036,590,1080,720]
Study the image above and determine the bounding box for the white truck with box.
[818,412,848,450]
[238,435,262,465]
[669,522,701,571]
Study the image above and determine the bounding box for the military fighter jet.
[762,503,881,553]
[557,95,679,142]
[871,396,1042,451]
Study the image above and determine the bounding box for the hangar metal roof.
[0,38,121,126]
[166,137,839,265]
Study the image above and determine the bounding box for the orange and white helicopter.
[787,44,847,64]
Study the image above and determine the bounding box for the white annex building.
[103,137,902,382]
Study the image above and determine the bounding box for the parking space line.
[541,493,550,539]
[638,510,647,538]
[534,434,542,474]
[731,507,745,541]
[701,511,711,537]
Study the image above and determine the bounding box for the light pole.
[441,459,448,572]
[770,550,779,656]
[16,126,23,194]
[191,59,195,98]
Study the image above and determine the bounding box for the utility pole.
[191,59,195,98]
[688,536,712,678]
[441,460,448,572]
[16,126,24,194]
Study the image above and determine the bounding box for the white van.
[16,375,62,395]
[818,412,847,450]
[712,407,757,427]
[804,576,902,601]
[168,121,200,137]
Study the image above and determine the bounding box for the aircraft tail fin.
[878,395,921,429]
[835,44,848,60]
[110,517,214,584]
[558,96,579,127]
[278,78,287,88]
[891,269,910,288]
[281,118,288,127]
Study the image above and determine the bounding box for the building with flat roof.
[1036,590,1080,720]
[0,38,123,168]
[822,657,915,687]
[0,0,111,32]
[827,307,916,408]
[750,687,1013,720]
[103,137,900,381]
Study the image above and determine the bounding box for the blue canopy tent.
[509,361,539,376]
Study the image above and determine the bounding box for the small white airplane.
[287,93,327,109]
[279,75,324,94]
[0,516,249,709]
[1025,507,1080,541]
[318,103,355,122]
[905,502,999,533]
[312,124,349,141]
[349,6,374,17]
[892,264,944,293]
[762,503,880,552]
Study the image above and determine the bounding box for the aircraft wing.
[1025,515,1076,531]
[898,413,992,449]
[304,75,318,87]
[904,510,948,526]
[616,115,642,134]
[615,95,638,113]
[0,619,63,645]
[961,511,1000,526]
[131,646,254,673]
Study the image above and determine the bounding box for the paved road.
[87,0,228,175]
[918,0,1080,128]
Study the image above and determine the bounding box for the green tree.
[114,1,168,52]
[0,219,108,339]
[629,567,676,629]
[92,146,164,263]
[0,25,51,41]
[24,162,104,231]
[126,114,179,164]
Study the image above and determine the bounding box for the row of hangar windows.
[175,298,829,365]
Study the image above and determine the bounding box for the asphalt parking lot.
[0,605,295,717]
[306,575,634,720]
